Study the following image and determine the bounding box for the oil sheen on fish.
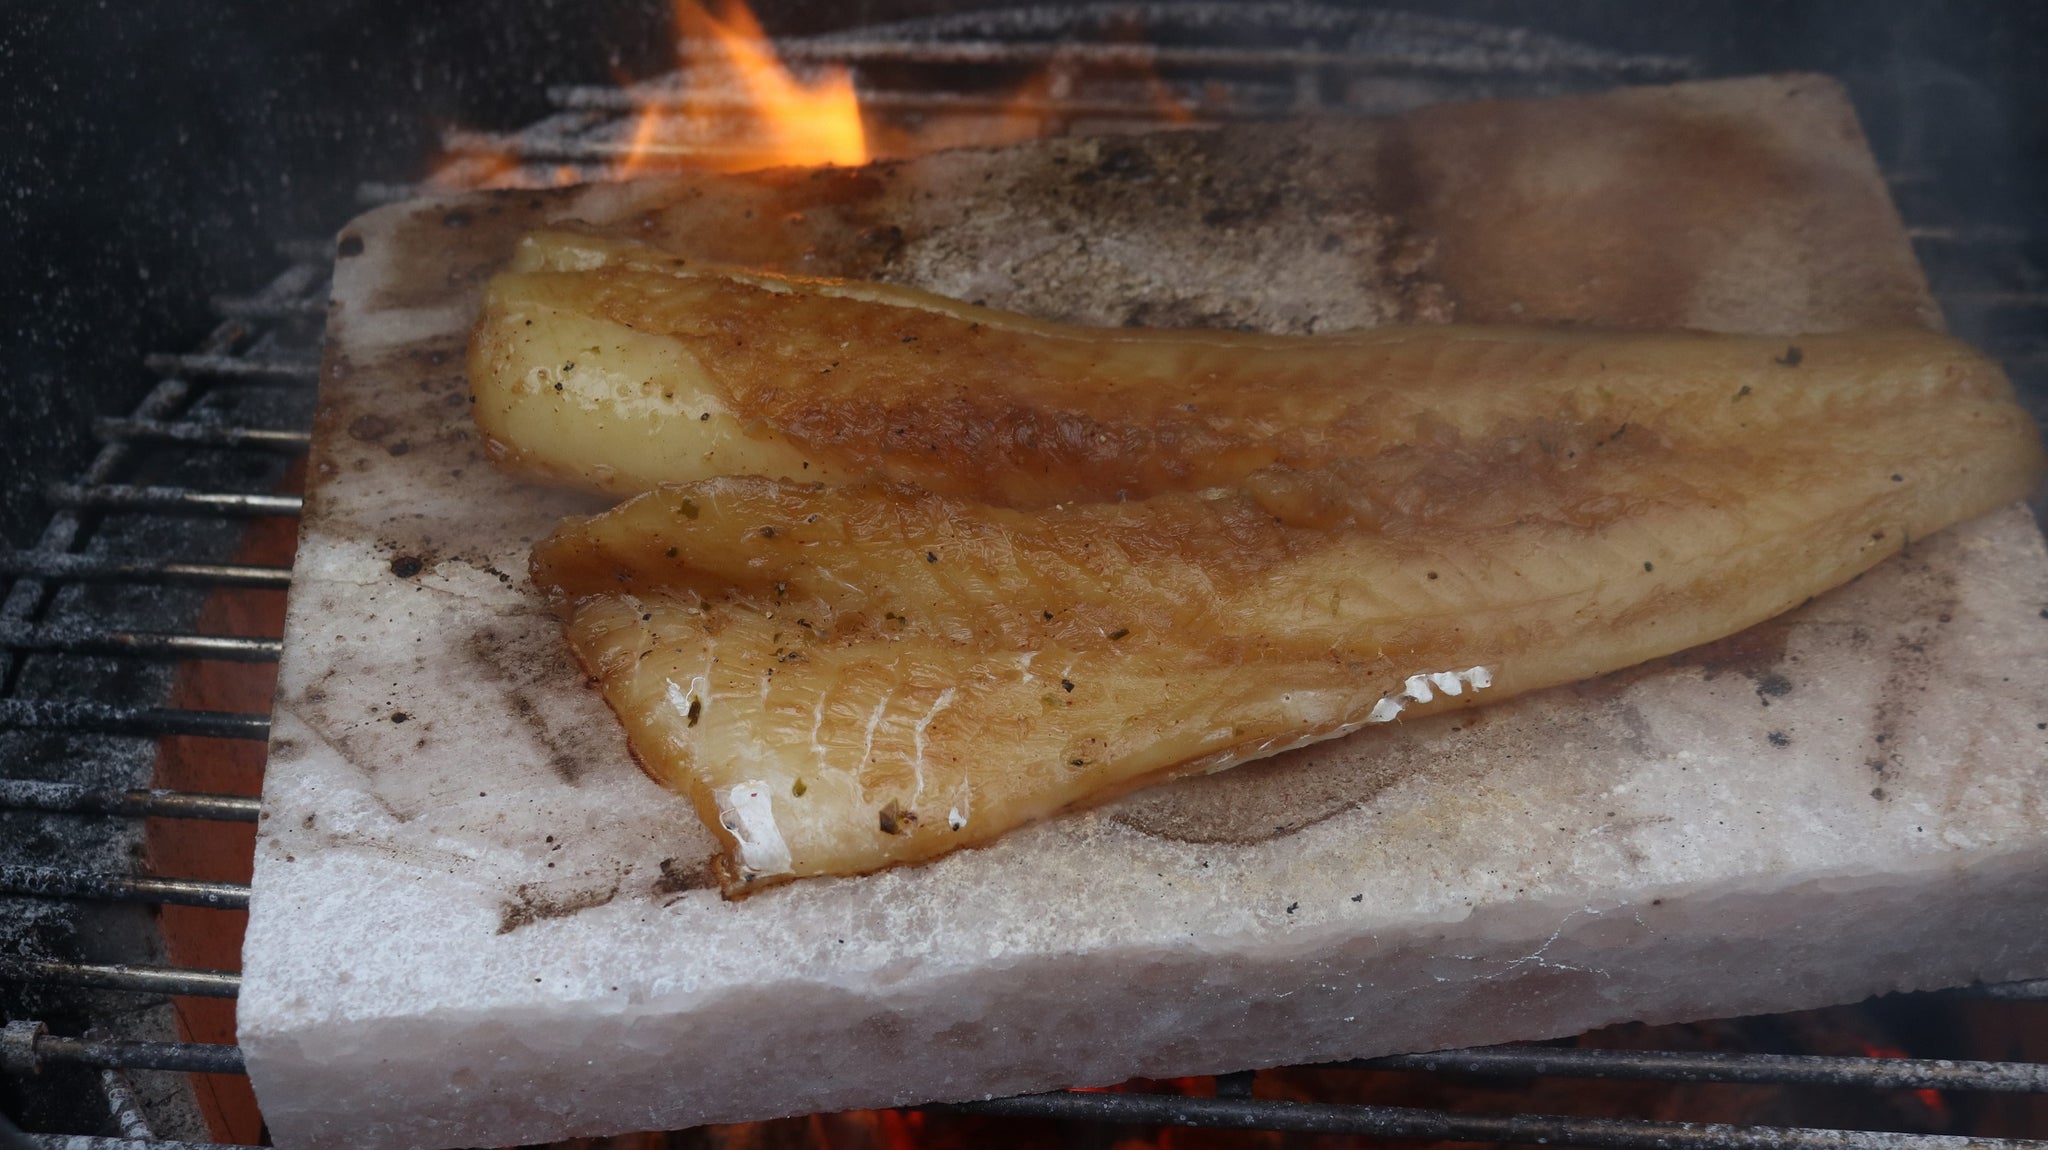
[476,232,2030,508]
[530,332,2043,895]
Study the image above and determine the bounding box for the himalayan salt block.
[241,75,2048,1149]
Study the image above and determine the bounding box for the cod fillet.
[530,322,2043,895]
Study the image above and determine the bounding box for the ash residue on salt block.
[241,75,2048,1150]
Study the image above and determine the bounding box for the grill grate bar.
[1941,289,2048,307]
[141,352,320,382]
[92,416,311,453]
[12,1032,247,1076]
[549,80,1268,120]
[276,237,336,264]
[0,619,280,662]
[44,484,303,518]
[0,698,269,739]
[946,1091,2048,1149]
[0,778,260,821]
[0,551,292,589]
[206,258,330,321]
[444,129,807,166]
[679,36,1691,76]
[1975,978,2048,1001]
[1908,224,2033,245]
[209,294,327,320]
[0,367,215,686]
[1358,1043,2048,1092]
[0,958,240,999]
[20,1129,225,1137]
[0,865,250,910]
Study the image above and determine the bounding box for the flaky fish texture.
[530,322,2044,896]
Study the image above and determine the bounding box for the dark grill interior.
[5,3,2048,1145]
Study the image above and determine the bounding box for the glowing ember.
[1861,1041,1953,1123]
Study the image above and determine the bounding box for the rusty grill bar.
[0,699,270,740]
[0,781,259,822]
[5,4,2047,1146]
[0,960,239,1001]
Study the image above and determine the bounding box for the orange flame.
[428,0,1201,193]
[617,0,867,175]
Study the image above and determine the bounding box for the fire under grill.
[5,4,2048,1146]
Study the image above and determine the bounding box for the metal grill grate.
[1,245,322,1143]
[5,4,2048,1146]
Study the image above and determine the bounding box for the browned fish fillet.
[487,232,1966,507]
[530,323,2044,895]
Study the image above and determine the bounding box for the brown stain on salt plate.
[1377,74,1937,333]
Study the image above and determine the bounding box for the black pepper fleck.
[878,799,913,835]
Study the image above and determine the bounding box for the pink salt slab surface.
[240,75,2048,1149]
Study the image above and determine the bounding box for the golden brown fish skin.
[475,231,2023,507]
[532,339,2044,895]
